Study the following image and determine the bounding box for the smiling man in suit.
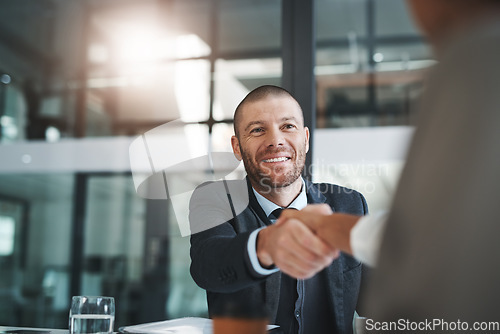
[189,85,368,333]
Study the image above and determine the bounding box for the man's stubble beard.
[240,145,307,193]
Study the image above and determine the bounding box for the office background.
[0,0,432,329]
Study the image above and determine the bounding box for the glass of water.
[69,296,115,334]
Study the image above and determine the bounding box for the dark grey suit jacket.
[190,177,368,334]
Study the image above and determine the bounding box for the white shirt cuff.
[247,227,280,276]
[351,211,388,267]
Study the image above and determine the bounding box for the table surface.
[0,325,282,334]
[0,327,68,334]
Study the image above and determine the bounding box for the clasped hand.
[256,204,339,279]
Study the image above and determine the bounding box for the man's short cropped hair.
[233,85,303,138]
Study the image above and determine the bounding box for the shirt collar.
[252,178,307,217]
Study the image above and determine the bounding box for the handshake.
[256,204,362,280]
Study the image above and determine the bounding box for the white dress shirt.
[350,211,388,267]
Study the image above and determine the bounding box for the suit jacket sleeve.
[189,181,267,293]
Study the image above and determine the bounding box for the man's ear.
[231,135,243,161]
[304,126,310,153]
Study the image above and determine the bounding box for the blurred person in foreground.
[279,0,500,324]
[189,85,368,333]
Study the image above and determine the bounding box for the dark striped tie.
[269,208,284,221]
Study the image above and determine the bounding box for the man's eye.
[283,124,296,129]
[250,128,264,133]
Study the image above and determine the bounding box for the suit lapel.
[305,179,323,202]
[246,177,273,227]
[325,260,345,334]
[305,179,332,209]
[264,272,281,322]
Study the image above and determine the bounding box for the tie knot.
[269,208,283,220]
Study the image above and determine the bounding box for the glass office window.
[0,0,289,327]
[0,0,284,140]
[167,203,208,319]
[0,203,24,325]
[213,58,282,121]
[82,175,148,327]
[211,123,234,153]
[211,123,246,182]
[0,83,26,142]
[0,0,216,140]
[0,216,16,256]
[0,174,74,328]
[85,0,213,136]
[375,0,418,37]
[316,0,433,128]
[217,0,281,53]
[314,0,425,214]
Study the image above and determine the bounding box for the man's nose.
[266,127,285,147]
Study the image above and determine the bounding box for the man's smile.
[261,156,291,163]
